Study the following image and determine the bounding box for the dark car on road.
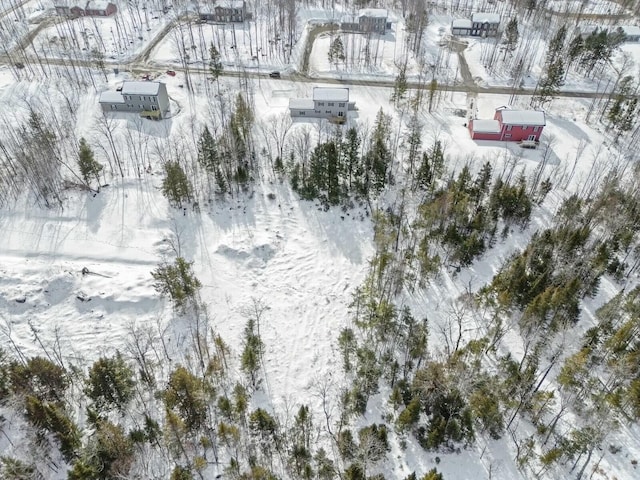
[269,71,281,78]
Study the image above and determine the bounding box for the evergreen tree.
[209,43,223,92]
[241,319,264,388]
[85,352,135,413]
[504,18,519,52]
[547,25,567,64]
[197,126,218,172]
[364,109,392,193]
[161,161,193,206]
[151,257,202,310]
[77,138,103,189]
[608,76,638,141]
[535,58,564,107]
[164,366,208,431]
[342,127,361,191]
[391,64,408,106]
[328,36,346,65]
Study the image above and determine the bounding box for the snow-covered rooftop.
[341,14,357,24]
[472,119,501,133]
[289,98,315,110]
[452,19,473,29]
[472,12,501,24]
[313,87,349,102]
[85,1,113,9]
[498,109,546,126]
[359,8,387,18]
[620,25,640,37]
[98,91,125,104]
[121,81,162,95]
[217,0,245,9]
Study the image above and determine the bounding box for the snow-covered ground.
[26,1,175,62]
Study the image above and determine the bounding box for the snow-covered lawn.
[29,2,175,61]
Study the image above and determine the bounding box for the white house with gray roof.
[99,81,170,119]
[289,87,352,121]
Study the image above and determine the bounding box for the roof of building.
[359,8,387,18]
[471,12,501,24]
[341,14,358,24]
[620,25,640,36]
[313,87,349,102]
[216,0,245,9]
[85,1,114,10]
[289,98,315,110]
[498,108,546,126]
[121,81,162,95]
[99,91,125,104]
[452,19,473,29]
[472,119,501,133]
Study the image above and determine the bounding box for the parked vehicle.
[166,70,176,77]
[269,71,281,78]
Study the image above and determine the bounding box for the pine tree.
[197,126,218,172]
[546,25,567,65]
[77,137,103,190]
[241,319,264,388]
[608,76,638,141]
[209,43,223,93]
[164,366,208,431]
[504,18,519,52]
[161,161,193,206]
[328,36,346,65]
[391,64,407,106]
[151,257,202,310]
[85,352,135,412]
[535,58,564,107]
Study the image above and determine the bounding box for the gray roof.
[471,12,500,24]
[472,119,501,133]
[620,25,640,36]
[99,91,125,104]
[289,98,315,110]
[313,87,349,102]
[85,1,113,10]
[359,8,387,18]
[452,19,473,29]
[498,109,546,126]
[121,81,162,95]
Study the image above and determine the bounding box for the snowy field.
[27,1,175,62]
[1,54,640,476]
[151,20,294,71]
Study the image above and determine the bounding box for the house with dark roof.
[54,0,117,17]
[341,8,392,34]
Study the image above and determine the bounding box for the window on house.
[326,110,332,114]
[299,111,305,115]
[506,125,512,131]
[328,102,335,106]
[338,102,345,107]
[318,102,325,106]
[152,105,158,111]
[338,111,344,117]
[533,126,539,132]
[505,134,511,138]
[110,105,116,110]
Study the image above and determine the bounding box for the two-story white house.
[99,81,170,119]
[341,8,391,35]
[289,87,351,122]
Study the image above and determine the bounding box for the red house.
[84,1,117,17]
[469,107,546,142]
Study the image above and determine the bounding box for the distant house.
[621,25,640,42]
[289,87,353,121]
[341,8,391,34]
[99,82,170,119]
[212,0,247,22]
[84,1,117,16]
[452,12,500,37]
[469,107,546,142]
[54,0,117,17]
